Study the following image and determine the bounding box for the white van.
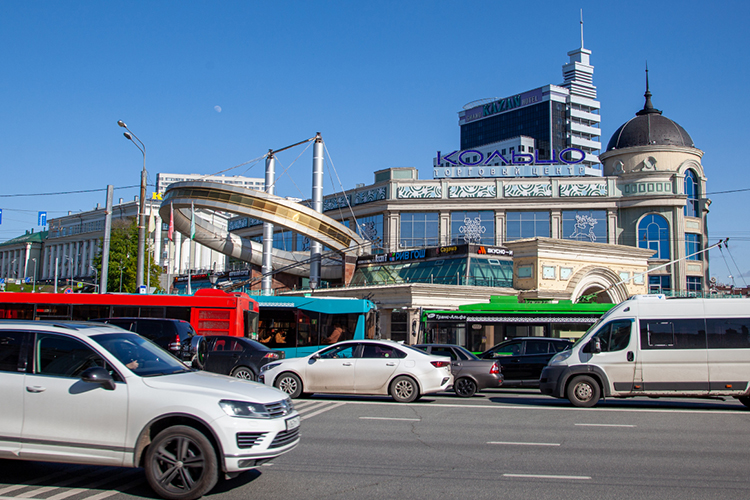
[540,295,750,407]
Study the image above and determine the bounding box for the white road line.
[359,417,421,421]
[295,401,331,412]
[301,402,345,419]
[504,473,591,480]
[298,399,744,415]
[488,441,560,446]
[0,466,88,495]
[575,423,636,428]
[16,467,119,498]
[81,477,144,500]
[43,469,140,500]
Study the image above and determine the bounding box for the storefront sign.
[477,246,513,257]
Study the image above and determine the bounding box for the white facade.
[156,173,264,193]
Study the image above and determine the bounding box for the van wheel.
[454,377,477,398]
[144,425,218,500]
[567,375,600,408]
[738,396,750,408]
[390,376,419,403]
[231,366,255,381]
[275,372,304,398]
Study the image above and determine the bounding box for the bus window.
[34,304,72,320]
[73,305,111,321]
[244,310,259,339]
[112,306,140,317]
[0,304,34,320]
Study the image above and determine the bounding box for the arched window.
[684,170,699,217]
[638,214,670,260]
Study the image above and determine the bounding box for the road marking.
[504,473,591,480]
[300,402,345,419]
[488,441,560,446]
[295,398,745,415]
[359,417,421,421]
[295,401,331,413]
[575,423,636,428]
[0,466,88,495]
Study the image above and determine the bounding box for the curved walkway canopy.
[160,181,367,279]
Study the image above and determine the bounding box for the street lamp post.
[31,258,37,293]
[117,120,147,291]
[119,260,125,293]
[90,265,99,293]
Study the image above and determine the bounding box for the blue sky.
[2,1,749,284]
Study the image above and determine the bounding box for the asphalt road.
[2,389,750,500]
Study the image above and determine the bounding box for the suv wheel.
[231,366,255,381]
[144,425,218,500]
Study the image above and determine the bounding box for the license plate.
[285,415,301,431]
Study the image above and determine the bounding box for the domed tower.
[599,71,708,295]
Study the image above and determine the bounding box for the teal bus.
[422,295,614,353]
[251,295,378,358]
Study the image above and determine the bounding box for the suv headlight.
[219,400,272,419]
[261,362,281,373]
[548,350,572,366]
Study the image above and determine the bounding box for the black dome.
[606,74,694,151]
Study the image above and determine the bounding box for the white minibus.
[540,295,750,407]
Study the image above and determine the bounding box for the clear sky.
[2,1,749,285]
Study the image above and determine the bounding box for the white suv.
[0,320,300,500]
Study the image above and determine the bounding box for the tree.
[91,218,163,293]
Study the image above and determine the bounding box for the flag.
[190,201,196,240]
[168,202,174,241]
[148,208,156,234]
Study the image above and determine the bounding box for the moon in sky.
[214,105,222,113]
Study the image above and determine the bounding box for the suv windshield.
[92,332,191,377]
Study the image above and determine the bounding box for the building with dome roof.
[599,72,708,295]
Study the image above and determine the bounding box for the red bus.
[0,289,259,338]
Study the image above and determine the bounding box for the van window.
[706,318,750,348]
[593,320,633,352]
[640,319,706,349]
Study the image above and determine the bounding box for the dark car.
[478,337,572,387]
[90,317,195,361]
[414,343,503,397]
[194,335,284,380]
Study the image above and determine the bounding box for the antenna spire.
[580,9,584,49]
[636,61,662,116]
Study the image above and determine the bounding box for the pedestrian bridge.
[159,181,367,279]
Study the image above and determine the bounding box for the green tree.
[91,218,163,293]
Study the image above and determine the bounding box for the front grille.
[264,399,294,418]
[270,428,300,449]
[236,432,268,449]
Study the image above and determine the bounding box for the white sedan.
[259,340,453,403]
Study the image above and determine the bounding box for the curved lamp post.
[117,120,147,291]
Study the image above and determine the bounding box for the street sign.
[64,288,72,294]
[138,285,148,294]
[0,278,5,284]
[38,211,47,226]
[24,277,31,284]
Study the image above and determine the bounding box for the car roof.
[0,319,129,338]
[499,337,570,342]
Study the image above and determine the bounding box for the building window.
[638,214,670,260]
[649,275,671,294]
[357,214,384,254]
[684,169,700,217]
[400,213,439,249]
[450,211,494,245]
[273,231,293,251]
[506,211,550,241]
[686,234,702,261]
[563,210,607,242]
[687,276,702,293]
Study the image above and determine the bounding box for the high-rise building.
[155,173,264,194]
[452,32,601,167]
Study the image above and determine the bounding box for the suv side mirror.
[81,366,116,391]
